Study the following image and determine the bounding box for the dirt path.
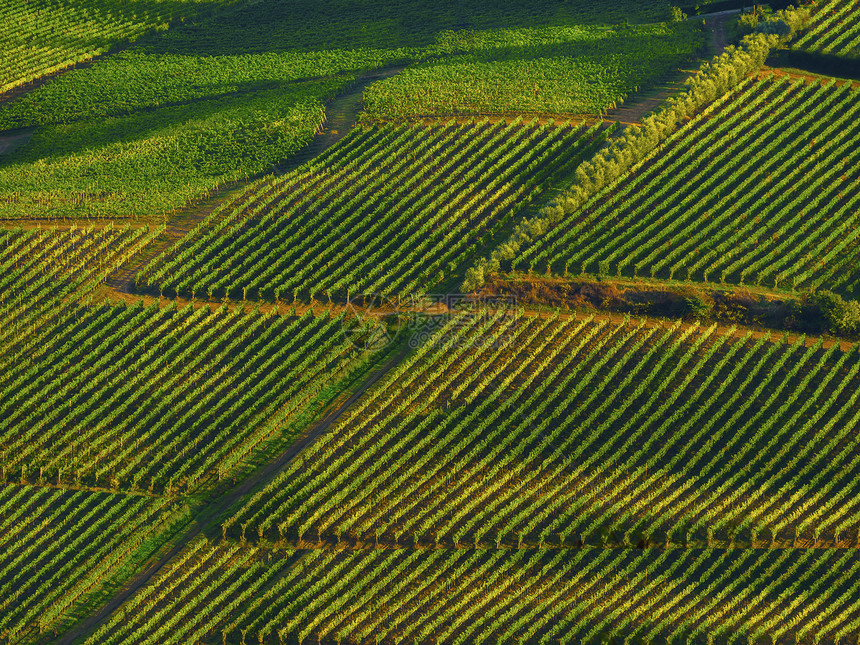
[605,11,738,125]
[99,64,405,296]
[53,340,409,645]
[0,127,35,157]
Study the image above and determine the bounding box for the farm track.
[52,339,411,645]
[89,285,856,353]
[605,11,737,124]
[99,64,406,296]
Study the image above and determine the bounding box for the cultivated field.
[507,75,860,293]
[0,0,239,94]
[227,313,860,550]
[362,22,704,119]
[793,0,860,59]
[139,119,613,300]
[0,483,187,642]
[2,1,859,643]
[83,540,860,644]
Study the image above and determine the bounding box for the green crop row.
[0,225,158,376]
[86,541,860,644]
[227,312,860,550]
[138,119,612,301]
[0,227,373,495]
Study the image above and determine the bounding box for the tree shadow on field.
[140,0,663,58]
[0,78,339,169]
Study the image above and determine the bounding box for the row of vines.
[512,75,860,293]
[139,118,614,301]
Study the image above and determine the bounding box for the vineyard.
[4,0,860,643]
[139,119,614,300]
[0,0,238,94]
[82,540,860,644]
[226,312,860,550]
[0,483,187,643]
[0,77,343,220]
[0,227,377,495]
[793,0,860,59]
[0,0,715,222]
[362,22,704,119]
[0,226,158,371]
[509,75,860,294]
[0,299,369,494]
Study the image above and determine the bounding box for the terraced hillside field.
[793,0,860,59]
[139,119,614,300]
[83,540,860,644]
[512,75,860,294]
[227,312,860,550]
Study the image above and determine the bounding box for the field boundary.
[52,337,411,645]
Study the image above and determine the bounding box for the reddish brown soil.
[484,274,857,352]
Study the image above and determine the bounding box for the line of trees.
[462,8,811,292]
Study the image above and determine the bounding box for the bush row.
[462,10,811,292]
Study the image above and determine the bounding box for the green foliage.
[817,290,860,335]
[463,29,779,292]
[83,543,860,644]
[0,483,187,640]
[0,0,241,93]
[0,50,399,130]
[363,22,704,119]
[757,18,792,37]
[0,80,342,219]
[684,293,714,319]
[669,5,688,22]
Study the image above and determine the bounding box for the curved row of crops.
[85,540,860,644]
[0,483,187,643]
[139,119,614,301]
[0,227,370,495]
[793,0,860,59]
[0,0,237,94]
[509,75,860,294]
[226,311,860,550]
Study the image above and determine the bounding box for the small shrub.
[816,290,860,335]
[685,293,713,319]
[668,5,687,21]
